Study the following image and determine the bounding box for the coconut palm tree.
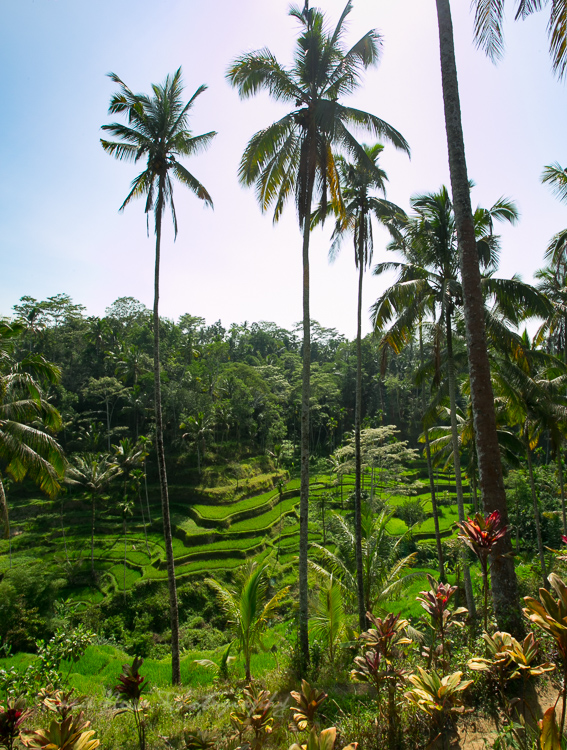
[101,68,215,684]
[493,341,567,587]
[66,453,121,578]
[471,0,567,79]
[316,144,405,630]
[310,503,423,616]
[535,260,567,364]
[113,438,151,558]
[206,562,289,681]
[373,186,521,619]
[0,322,66,565]
[227,1,410,669]
[434,0,523,633]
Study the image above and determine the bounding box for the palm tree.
[66,453,121,578]
[227,1,410,669]
[310,576,346,665]
[535,260,567,363]
[373,186,520,620]
[471,0,567,78]
[113,438,151,559]
[0,322,66,565]
[434,0,523,633]
[419,322,446,581]
[310,503,423,616]
[318,144,405,630]
[101,68,216,684]
[180,411,213,475]
[206,562,289,681]
[493,343,567,588]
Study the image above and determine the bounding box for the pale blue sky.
[1,0,565,337]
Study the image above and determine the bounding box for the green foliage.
[21,712,99,750]
[0,627,93,699]
[0,695,29,750]
[416,575,467,670]
[288,726,357,750]
[289,680,327,732]
[193,641,235,682]
[230,684,274,749]
[395,498,426,528]
[113,657,148,750]
[468,631,555,688]
[404,667,472,728]
[0,564,66,652]
[206,561,289,681]
[309,577,347,667]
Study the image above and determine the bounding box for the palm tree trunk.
[355,260,366,631]
[61,498,69,565]
[138,489,151,560]
[435,0,522,634]
[419,325,445,581]
[91,494,95,578]
[153,190,181,685]
[557,445,566,536]
[0,476,12,568]
[123,515,127,597]
[526,442,548,589]
[0,474,10,542]
[446,309,476,621]
[144,461,152,524]
[299,188,314,676]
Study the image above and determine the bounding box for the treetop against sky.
[1,0,565,338]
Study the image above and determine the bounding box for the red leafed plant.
[417,576,467,672]
[113,657,148,750]
[0,696,30,750]
[457,511,507,631]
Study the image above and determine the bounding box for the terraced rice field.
[0,460,471,603]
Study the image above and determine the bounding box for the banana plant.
[457,510,507,631]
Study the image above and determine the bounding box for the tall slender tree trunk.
[355,261,366,631]
[0,476,12,568]
[526,441,548,589]
[419,325,445,581]
[61,497,69,565]
[446,309,476,621]
[138,488,151,560]
[144,460,152,524]
[0,474,10,542]
[557,445,566,536]
[91,495,96,578]
[435,0,522,633]
[299,188,314,675]
[153,191,181,685]
[123,515,127,597]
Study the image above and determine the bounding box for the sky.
[1,0,566,339]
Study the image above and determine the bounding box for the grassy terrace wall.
[0,460,471,601]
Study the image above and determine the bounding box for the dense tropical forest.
[3,1,567,749]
